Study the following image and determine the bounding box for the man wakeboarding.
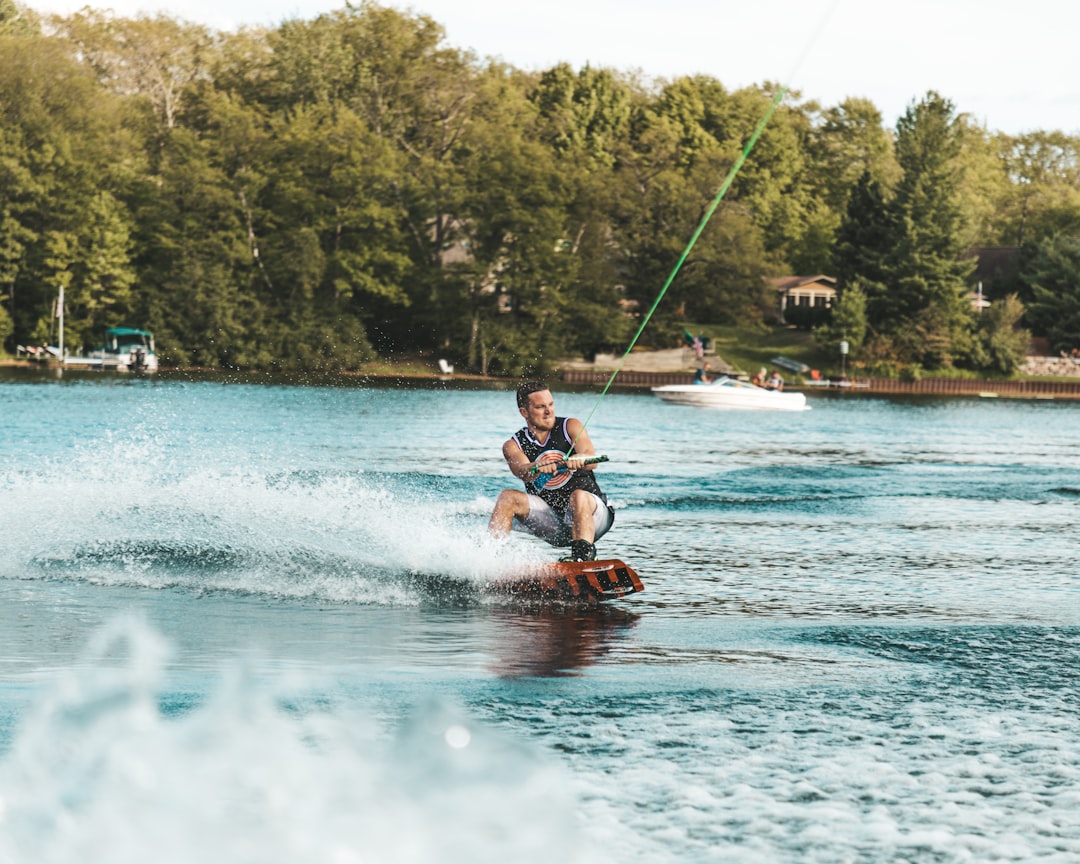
[488,381,614,562]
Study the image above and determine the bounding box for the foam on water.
[567,695,1080,862]
[5,613,1080,863]
[460,619,1080,862]
[0,618,594,864]
[1,425,541,604]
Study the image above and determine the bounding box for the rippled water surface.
[1,368,1079,862]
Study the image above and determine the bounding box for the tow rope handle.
[528,455,609,490]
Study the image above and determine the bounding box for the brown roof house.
[772,275,837,324]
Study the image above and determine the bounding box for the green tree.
[49,10,213,132]
[797,98,898,276]
[1024,234,1080,353]
[0,0,37,35]
[968,294,1030,374]
[832,171,892,314]
[432,81,577,374]
[274,4,485,360]
[0,296,12,350]
[888,92,973,322]
[0,28,137,350]
[806,97,897,215]
[0,206,36,343]
[950,118,1012,252]
[679,80,820,269]
[996,132,1080,248]
[63,191,137,349]
[528,63,640,359]
[128,124,259,367]
[837,92,976,368]
[611,82,781,332]
[530,63,632,168]
[816,281,868,358]
[13,3,1068,376]
[257,103,407,367]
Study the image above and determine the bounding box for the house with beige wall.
[772,275,837,324]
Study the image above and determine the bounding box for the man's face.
[520,389,555,431]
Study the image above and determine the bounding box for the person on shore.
[694,362,713,384]
[488,381,614,562]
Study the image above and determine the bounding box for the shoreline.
[0,358,493,378]
[6,357,1080,399]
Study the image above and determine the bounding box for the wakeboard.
[494,559,644,602]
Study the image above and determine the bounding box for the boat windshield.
[110,335,152,351]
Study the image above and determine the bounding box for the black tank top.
[512,418,609,517]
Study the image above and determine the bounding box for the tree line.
[1,0,1078,375]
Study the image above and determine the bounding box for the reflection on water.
[485,607,640,679]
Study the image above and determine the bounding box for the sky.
[25,0,1080,136]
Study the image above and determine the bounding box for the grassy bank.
[687,324,834,377]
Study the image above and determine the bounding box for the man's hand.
[533,453,566,475]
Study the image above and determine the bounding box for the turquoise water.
[1,368,1079,862]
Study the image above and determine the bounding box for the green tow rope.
[570,84,788,449]
[566,0,839,455]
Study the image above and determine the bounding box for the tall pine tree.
[832,92,976,368]
[886,92,974,366]
[833,169,892,319]
[1024,234,1080,354]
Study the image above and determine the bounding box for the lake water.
[1,367,1079,862]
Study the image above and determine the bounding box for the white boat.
[651,376,809,411]
[65,327,159,371]
[97,327,158,370]
[44,288,158,371]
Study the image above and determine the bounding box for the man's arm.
[564,418,597,469]
[502,438,565,480]
[502,438,533,480]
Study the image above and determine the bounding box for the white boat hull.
[66,352,159,371]
[652,378,809,411]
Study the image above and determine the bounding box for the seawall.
[561,368,1080,400]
